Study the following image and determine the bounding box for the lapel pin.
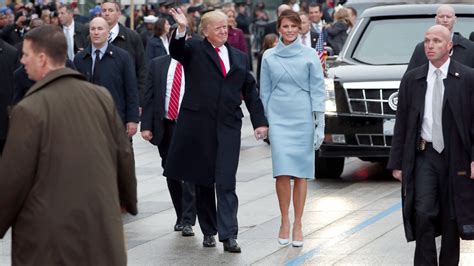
[110,51,113,55]
[455,72,459,77]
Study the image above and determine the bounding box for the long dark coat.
[0,68,137,265]
[141,55,171,146]
[74,44,140,124]
[163,34,268,189]
[0,39,18,143]
[388,60,474,241]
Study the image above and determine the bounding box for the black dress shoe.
[181,225,194,237]
[223,238,241,253]
[174,223,183,231]
[203,235,216,247]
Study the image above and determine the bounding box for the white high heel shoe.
[292,239,303,247]
[278,238,290,245]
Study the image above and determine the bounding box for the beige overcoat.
[0,68,137,265]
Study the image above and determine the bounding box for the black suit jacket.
[0,40,18,141]
[74,44,139,124]
[145,36,168,65]
[111,23,146,106]
[406,32,474,71]
[263,21,278,37]
[72,22,89,54]
[309,30,320,49]
[388,59,474,241]
[163,34,268,189]
[141,55,171,146]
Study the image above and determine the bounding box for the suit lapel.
[226,43,239,77]
[203,39,225,77]
[444,61,466,146]
[413,65,428,123]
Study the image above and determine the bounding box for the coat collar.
[274,37,304,57]
[116,23,128,41]
[79,44,117,59]
[25,68,85,98]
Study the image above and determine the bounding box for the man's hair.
[102,0,121,12]
[308,2,322,12]
[24,25,67,65]
[59,4,74,14]
[277,9,301,29]
[347,6,357,17]
[199,10,227,35]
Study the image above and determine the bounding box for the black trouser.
[158,119,196,225]
[414,144,459,266]
[196,184,238,241]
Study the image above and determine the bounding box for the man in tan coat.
[0,25,137,265]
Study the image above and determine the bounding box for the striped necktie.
[167,63,183,120]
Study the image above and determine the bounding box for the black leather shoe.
[223,238,241,253]
[181,225,194,237]
[203,235,216,247]
[174,223,183,231]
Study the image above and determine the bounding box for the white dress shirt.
[109,23,120,43]
[299,33,311,48]
[63,20,75,59]
[91,43,108,73]
[165,59,186,119]
[421,58,450,142]
[161,35,170,55]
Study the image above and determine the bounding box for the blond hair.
[199,10,228,35]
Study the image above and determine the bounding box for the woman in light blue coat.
[260,10,326,248]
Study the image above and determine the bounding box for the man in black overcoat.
[388,25,474,265]
[164,8,268,253]
[406,5,474,72]
[0,39,18,154]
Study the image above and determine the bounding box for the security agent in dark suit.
[141,54,199,234]
[388,25,474,265]
[299,12,319,49]
[406,4,474,72]
[0,39,18,154]
[164,9,268,253]
[101,0,146,106]
[74,17,139,137]
[58,4,89,60]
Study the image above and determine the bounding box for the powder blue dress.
[260,38,325,179]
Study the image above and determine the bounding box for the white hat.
[144,15,158,24]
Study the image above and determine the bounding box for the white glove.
[314,111,325,150]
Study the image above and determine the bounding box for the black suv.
[317,4,474,178]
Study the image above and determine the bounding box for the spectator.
[252,2,269,22]
[256,33,278,88]
[145,17,170,64]
[139,15,158,49]
[225,8,247,54]
[325,7,352,55]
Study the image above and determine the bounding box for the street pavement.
[1,107,474,265]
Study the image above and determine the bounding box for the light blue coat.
[260,38,325,179]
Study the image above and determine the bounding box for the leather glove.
[314,111,325,150]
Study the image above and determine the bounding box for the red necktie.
[167,62,182,120]
[214,47,227,77]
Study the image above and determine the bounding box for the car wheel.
[315,154,344,179]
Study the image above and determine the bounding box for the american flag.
[315,31,327,75]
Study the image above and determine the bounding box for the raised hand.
[169,8,188,31]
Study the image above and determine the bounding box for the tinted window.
[352,16,474,65]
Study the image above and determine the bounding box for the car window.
[352,16,474,65]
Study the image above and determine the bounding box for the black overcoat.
[141,55,171,146]
[388,60,474,241]
[163,34,268,189]
[0,40,18,142]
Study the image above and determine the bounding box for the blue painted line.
[285,201,402,266]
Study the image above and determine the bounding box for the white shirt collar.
[428,58,450,80]
[64,20,74,30]
[110,23,120,41]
